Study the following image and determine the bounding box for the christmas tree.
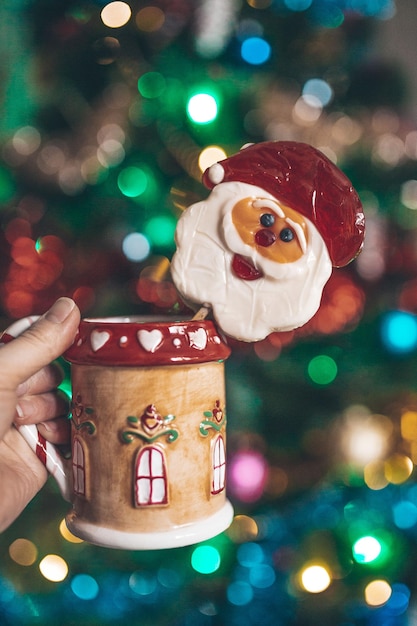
[1,1,417,624]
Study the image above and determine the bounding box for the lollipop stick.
[192,304,211,321]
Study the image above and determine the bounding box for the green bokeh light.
[352,535,382,563]
[191,545,221,574]
[144,215,176,248]
[307,355,338,385]
[0,167,16,203]
[117,166,148,198]
[186,93,218,124]
[138,72,166,99]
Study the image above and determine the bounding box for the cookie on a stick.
[171,141,365,342]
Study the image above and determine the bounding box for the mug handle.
[0,316,71,502]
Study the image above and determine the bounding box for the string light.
[39,555,69,582]
[240,36,271,65]
[71,574,99,600]
[101,2,131,28]
[186,93,218,124]
[198,146,227,173]
[352,536,382,563]
[299,564,331,593]
[8,539,38,566]
[364,579,392,607]
[307,355,337,385]
[191,546,221,574]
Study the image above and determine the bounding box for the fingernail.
[45,298,76,324]
[15,403,25,420]
[15,400,34,420]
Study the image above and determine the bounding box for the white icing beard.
[171,181,332,342]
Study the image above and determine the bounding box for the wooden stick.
[192,304,211,321]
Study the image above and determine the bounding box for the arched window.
[135,446,168,506]
[72,437,86,496]
[212,435,226,495]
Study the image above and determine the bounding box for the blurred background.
[1,0,417,624]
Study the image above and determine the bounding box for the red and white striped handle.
[0,316,71,502]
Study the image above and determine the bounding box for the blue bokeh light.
[392,500,417,529]
[380,311,417,354]
[241,37,271,65]
[236,542,264,567]
[71,574,99,600]
[227,581,254,606]
[302,78,333,106]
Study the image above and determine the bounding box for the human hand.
[0,298,80,532]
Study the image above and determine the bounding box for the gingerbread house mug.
[5,315,233,550]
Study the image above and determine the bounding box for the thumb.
[0,298,81,388]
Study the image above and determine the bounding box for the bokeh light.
[143,215,176,248]
[186,93,218,124]
[39,555,69,582]
[392,500,417,529]
[129,571,158,596]
[138,72,166,99]
[380,311,417,354]
[284,0,313,10]
[122,232,151,262]
[228,450,268,502]
[198,146,227,173]
[302,79,333,106]
[352,535,382,563]
[8,538,38,566]
[340,409,393,466]
[384,454,413,484]
[307,355,337,385]
[240,37,271,65]
[71,574,99,600]
[59,519,84,544]
[227,515,259,543]
[136,6,165,32]
[364,579,392,606]
[227,581,254,606]
[191,546,221,574]
[101,2,131,28]
[117,166,148,197]
[300,564,331,593]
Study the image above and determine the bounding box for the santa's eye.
[260,213,275,227]
[279,227,295,242]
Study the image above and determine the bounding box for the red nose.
[255,229,276,247]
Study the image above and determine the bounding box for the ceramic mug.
[3,316,233,550]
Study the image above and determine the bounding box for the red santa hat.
[202,141,365,268]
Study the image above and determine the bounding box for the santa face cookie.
[171,141,365,342]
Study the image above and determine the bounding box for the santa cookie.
[171,141,365,342]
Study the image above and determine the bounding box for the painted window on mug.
[211,435,226,495]
[72,437,86,496]
[135,446,168,506]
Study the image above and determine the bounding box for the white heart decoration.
[137,329,163,353]
[188,328,207,350]
[90,330,111,352]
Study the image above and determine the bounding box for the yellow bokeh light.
[364,460,389,490]
[101,2,131,28]
[8,538,38,566]
[39,554,69,582]
[198,146,227,173]
[300,564,331,593]
[384,454,413,484]
[136,6,165,32]
[364,579,392,606]
[340,408,393,466]
[227,515,259,543]
[401,410,417,440]
[59,519,84,544]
